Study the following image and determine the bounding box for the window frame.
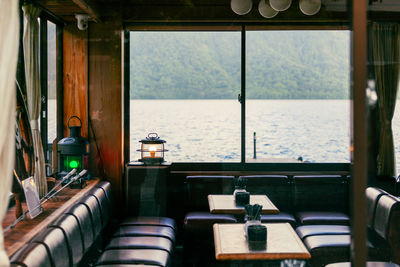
[39,14,63,169]
[125,22,351,172]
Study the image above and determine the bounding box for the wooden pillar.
[88,15,123,205]
[62,24,88,138]
[351,0,367,264]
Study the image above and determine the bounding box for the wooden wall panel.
[88,16,123,205]
[63,24,88,138]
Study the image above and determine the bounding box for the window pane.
[47,21,56,143]
[130,31,241,162]
[246,31,351,163]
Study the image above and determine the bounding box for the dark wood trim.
[123,29,130,166]
[351,0,368,264]
[241,25,246,164]
[56,25,63,140]
[40,17,48,158]
[169,162,351,173]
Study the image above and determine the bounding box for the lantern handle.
[147,132,159,140]
[67,116,82,128]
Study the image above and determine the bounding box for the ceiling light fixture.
[231,0,322,18]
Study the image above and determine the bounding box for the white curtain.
[0,0,20,265]
[22,4,47,197]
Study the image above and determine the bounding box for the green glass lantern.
[57,116,89,177]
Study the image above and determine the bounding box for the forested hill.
[130,31,350,99]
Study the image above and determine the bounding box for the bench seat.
[95,249,170,266]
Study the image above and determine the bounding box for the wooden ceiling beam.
[72,0,101,22]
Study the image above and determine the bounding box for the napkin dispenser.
[247,224,267,250]
[235,191,250,206]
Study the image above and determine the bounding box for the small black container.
[247,224,267,250]
[235,191,250,206]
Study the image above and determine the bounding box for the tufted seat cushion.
[296,225,350,240]
[295,211,350,225]
[373,194,400,263]
[66,203,94,253]
[32,227,71,267]
[120,217,176,231]
[325,262,400,267]
[10,243,52,267]
[89,186,111,228]
[106,236,173,253]
[50,214,84,266]
[304,235,390,267]
[79,194,103,239]
[259,212,297,227]
[113,225,175,243]
[96,249,169,266]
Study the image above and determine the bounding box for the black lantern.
[57,116,89,178]
[137,133,167,165]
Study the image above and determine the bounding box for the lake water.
[48,100,400,173]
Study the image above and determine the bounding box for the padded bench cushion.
[184,211,237,233]
[295,211,350,225]
[325,262,400,267]
[304,235,390,267]
[32,227,71,267]
[96,249,169,266]
[113,225,175,243]
[10,243,52,267]
[50,214,84,266]
[295,225,350,240]
[106,236,173,253]
[259,212,297,227]
[120,216,176,231]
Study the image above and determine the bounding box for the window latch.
[238,94,242,104]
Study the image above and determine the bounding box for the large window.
[130,31,241,162]
[129,28,350,163]
[245,31,350,163]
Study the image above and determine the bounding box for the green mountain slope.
[130,31,350,99]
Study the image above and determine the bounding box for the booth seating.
[293,175,349,225]
[10,181,177,267]
[239,175,297,226]
[183,176,237,265]
[299,187,400,267]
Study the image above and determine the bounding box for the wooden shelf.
[2,179,100,257]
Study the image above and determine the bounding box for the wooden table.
[2,179,100,257]
[208,194,279,215]
[213,223,310,261]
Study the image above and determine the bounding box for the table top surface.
[213,223,311,261]
[208,194,280,215]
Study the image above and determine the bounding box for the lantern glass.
[141,143,164,159]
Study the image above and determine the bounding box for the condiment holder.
[247,224,267,250]
[244,204,262,236]
[234,177,250,206]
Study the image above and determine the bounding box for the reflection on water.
[47,99,400,174]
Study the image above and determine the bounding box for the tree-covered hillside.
[130,31,350,99]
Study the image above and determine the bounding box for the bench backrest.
[186,176,234,211]
[239,175,291,211]
[293,175,348,212]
